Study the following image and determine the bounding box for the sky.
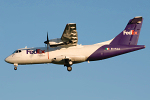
[0,0,150,100]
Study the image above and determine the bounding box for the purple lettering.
[26,49,45,54]
[26,49,31,54]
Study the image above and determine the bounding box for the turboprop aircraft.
[5,16,145,71]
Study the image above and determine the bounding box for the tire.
[14,67,17,70]
[67,67,72,71]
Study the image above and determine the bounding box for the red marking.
[37,49,45,54]
[132,30,134,35]
[131,30,138,35]
[37,49,40,54]
[41,50,45,53]
[47,52,49,59]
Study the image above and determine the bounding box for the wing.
[61,23,78,46]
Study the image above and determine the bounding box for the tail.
[110,16,143,45]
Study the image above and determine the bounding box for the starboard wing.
[61,23,78,46]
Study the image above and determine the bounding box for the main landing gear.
[67,66,72,72]
[64,59,73,72]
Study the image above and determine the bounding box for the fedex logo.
[26,49,45,54]
[123,30,137,35]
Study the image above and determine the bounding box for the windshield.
[12,50,21,54]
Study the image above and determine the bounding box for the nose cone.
[5,56,12,64]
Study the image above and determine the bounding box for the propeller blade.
[47,32,49,42]
[44,32,49,44]
[44,32,50,59]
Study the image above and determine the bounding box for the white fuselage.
[5,40,112,65]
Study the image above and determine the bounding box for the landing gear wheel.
[67,67,72,72]
[14,67,17,70]
[69,61,73,65]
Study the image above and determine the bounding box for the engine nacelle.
[52,55,70,64]
[52,55,86,64]
[49,38,64,47]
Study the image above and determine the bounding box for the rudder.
[110,16,143,45]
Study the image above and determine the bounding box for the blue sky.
[0,0,150,100]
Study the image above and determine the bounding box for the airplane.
[5,16,145,71]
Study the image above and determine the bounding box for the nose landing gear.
[14,67,17,70]
[14,63,18,70]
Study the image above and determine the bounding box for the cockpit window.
[12,50,22,54]
[12,50,16,54]
[18,50,21,52]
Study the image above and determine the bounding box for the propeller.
[44,32,50,59]
[44,32,49,45]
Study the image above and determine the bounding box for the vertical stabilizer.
[110,16,143,45]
